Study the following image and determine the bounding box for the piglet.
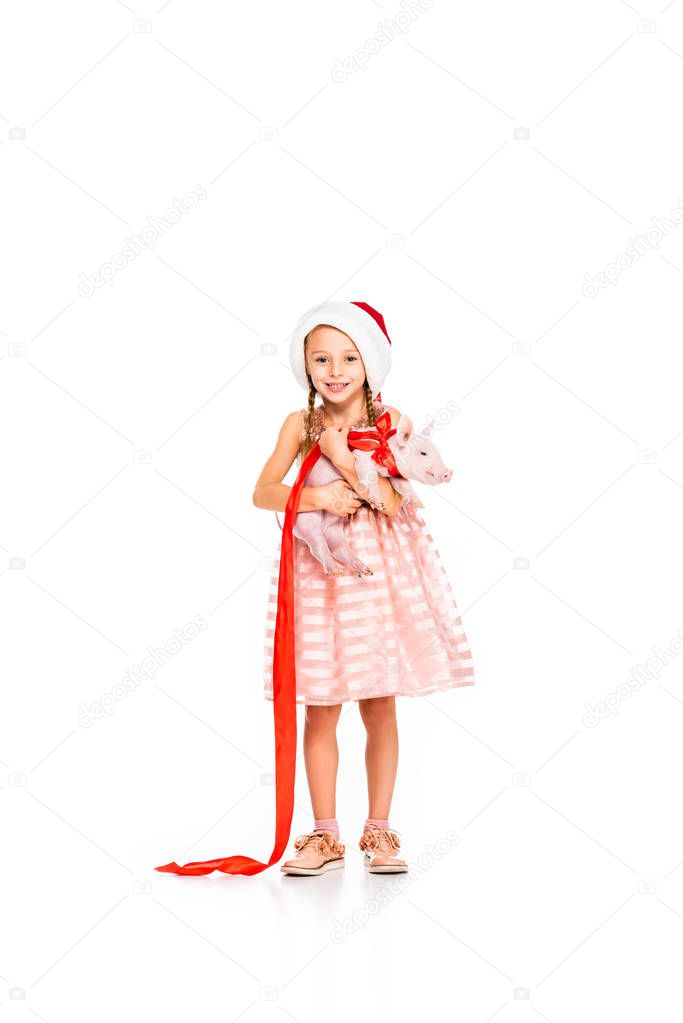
[292,413,452,576]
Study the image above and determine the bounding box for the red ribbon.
[154,440,323,876]
[153,411,402,876]
[347,409,401,478]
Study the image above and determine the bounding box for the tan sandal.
[359,826,408,873]
[280,830,346,876]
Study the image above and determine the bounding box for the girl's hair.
[299,330,379,460]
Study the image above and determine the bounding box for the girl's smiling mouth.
[325,382,349,392]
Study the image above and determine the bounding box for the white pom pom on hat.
[289,300,392,403]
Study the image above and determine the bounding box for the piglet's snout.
[426,465,452,483]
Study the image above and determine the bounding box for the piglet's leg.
[292,511,345,575]
[321,516,373,576]
[352,451,386,510]
[388,476,424,508]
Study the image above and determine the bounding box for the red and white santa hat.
[289,300,392,402]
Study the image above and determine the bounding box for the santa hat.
[289,300,392,402]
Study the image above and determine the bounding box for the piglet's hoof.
[345,557,373,576]
[318,558,344,575]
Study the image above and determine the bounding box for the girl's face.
[304,325,367,404]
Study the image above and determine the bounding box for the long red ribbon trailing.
[154,439,323,876]
[154,413,401,877]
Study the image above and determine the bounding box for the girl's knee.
[305,703,342,729]
[359,695,396,723]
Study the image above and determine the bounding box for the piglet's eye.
[419,451,427,456]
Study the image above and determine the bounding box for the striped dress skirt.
[263,499,475,706]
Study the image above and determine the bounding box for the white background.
[2,0,683,1019]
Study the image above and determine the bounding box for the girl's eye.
[315,355,356,362]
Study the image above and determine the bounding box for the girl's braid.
[300,376,317,459]
[297,331,318,460]
[364,379,378,426]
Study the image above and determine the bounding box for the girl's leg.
[358,696,398,818]
[303,704,343,819]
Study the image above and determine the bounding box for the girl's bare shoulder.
[384,405,402,428]
[254,410,303,484]
[280,409,304,440]
[267,410,304,456]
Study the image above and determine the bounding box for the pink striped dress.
[263,402,475,705]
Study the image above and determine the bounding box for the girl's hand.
[314,480,362,517]
[318,426,353,469]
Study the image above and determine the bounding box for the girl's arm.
[333,459,402,516]
[331,406,404,517]
[252,411,323,513]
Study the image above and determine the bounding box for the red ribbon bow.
[347,409,401,477]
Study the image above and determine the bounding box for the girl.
[255,300,475,876]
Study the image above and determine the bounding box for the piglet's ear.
[420,414,435,438]
[395,414,414,449]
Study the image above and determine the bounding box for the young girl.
[255,300,475,876]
